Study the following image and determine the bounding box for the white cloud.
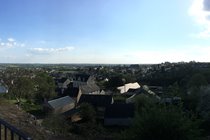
[29,46,75,54]
[0,37,25,48]
[189,0,210,38]
[8,38,15,42]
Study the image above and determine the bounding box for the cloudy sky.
[0,0,210,64]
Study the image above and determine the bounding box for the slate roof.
[48,96,75,109]
[74,74,90,82]
[62,108,80,117]
[78,94,113,107]
[105,103,135,118]
[127,88,141,93]
[55,78,68,84]
[79,84,100,94]
[124,88,142,96]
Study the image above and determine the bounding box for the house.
[57,78,71,89]
[55,78,71,94]
[124,88,142,96]
[64,83,103,104]
[125,85,161,103]
[104,103,135,126]
[64,87,81,103]
[44,96,75,114]
[117,82,140,94]
[72,74,95,88]
[126,94,138,103]
[62,108,81,122]
[78,94,114,118]
[79,84,101,95]
[78,94,114,107]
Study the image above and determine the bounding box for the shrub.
[42,114,70,135]
[121,95,203,140]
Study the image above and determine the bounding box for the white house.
[117,82,140,94]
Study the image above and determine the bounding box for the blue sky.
[0,0,210,64]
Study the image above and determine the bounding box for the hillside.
[0,99,82,140]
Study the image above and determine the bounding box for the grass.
[0,96,46,118]
[20,101,46,118]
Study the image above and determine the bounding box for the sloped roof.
[80,84,100,94]
[78,94,113,107]
[117,82,140,93]
[74,74,90,82]
[48,96,75,109]
[105,103,135,118]
[126,88,142,94]
[55,78,68,84]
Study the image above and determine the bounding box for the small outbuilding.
[44,96,75,114]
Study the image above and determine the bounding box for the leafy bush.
[42,114,70,135]
[79,103,96,123]
[121,95,203,140]
[71,122,105,137]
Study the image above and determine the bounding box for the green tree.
[123,74,136,83]
[105,75,124,90]
[79,103,96,123]
[134,94,157,113]
[34,72,56,103]
[121,96,202,140]
[197,87,210,135]
[10,77,35,103]
[188,73,208,89]
[167,82,182,97]
[197,87,210,119]
[183,73,208,113]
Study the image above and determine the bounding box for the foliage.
[20,101,45,117]
[134,94,158,113]
[42,114,70,135]
[34,72,56,103]
[3,68,56,103]
[105,75,124,90]
[183,91,200,113]
[8,77,35,103]
[188,73,208,89]
[166,82,182,97]
[125,107,201,140]
[122,73,137,83]
[71,122,106,137]
[79,103,96,123]
[121,96,203,140]
[197,87,210,135]
[182,74,208,113]
[197,87,210,119]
